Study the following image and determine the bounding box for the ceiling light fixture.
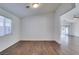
[32,3,40,8]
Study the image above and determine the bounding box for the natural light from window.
[0,16,12,36]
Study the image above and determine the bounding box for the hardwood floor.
[0,41,60,55]
[1,35,79,55]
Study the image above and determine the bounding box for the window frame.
[0,15,12,37]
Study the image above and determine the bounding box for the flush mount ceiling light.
[26,3,40,8]
[32,3,40,8]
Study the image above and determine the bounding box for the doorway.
[61,25,69,36]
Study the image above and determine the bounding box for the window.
[0,16,12,36]
[5,18,12,34]
[0,16,5,36]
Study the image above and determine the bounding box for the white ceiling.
[0,3,60,18]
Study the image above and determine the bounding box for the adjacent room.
[0,3,79,55]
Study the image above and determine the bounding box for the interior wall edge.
[0,40,19,52]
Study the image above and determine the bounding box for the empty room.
[0,3,79,55]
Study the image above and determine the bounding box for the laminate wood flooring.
[0,41,60,55]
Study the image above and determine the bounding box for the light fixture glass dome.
[32,3,40,8]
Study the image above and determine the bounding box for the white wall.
[60,3,79,37]
[72,18,79,37]
[71,4,79,37]
[60,14,74,36]
[20,3,75,42]
[54,3,75,43]
[0,8,20,52]
[21,13,56,41]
